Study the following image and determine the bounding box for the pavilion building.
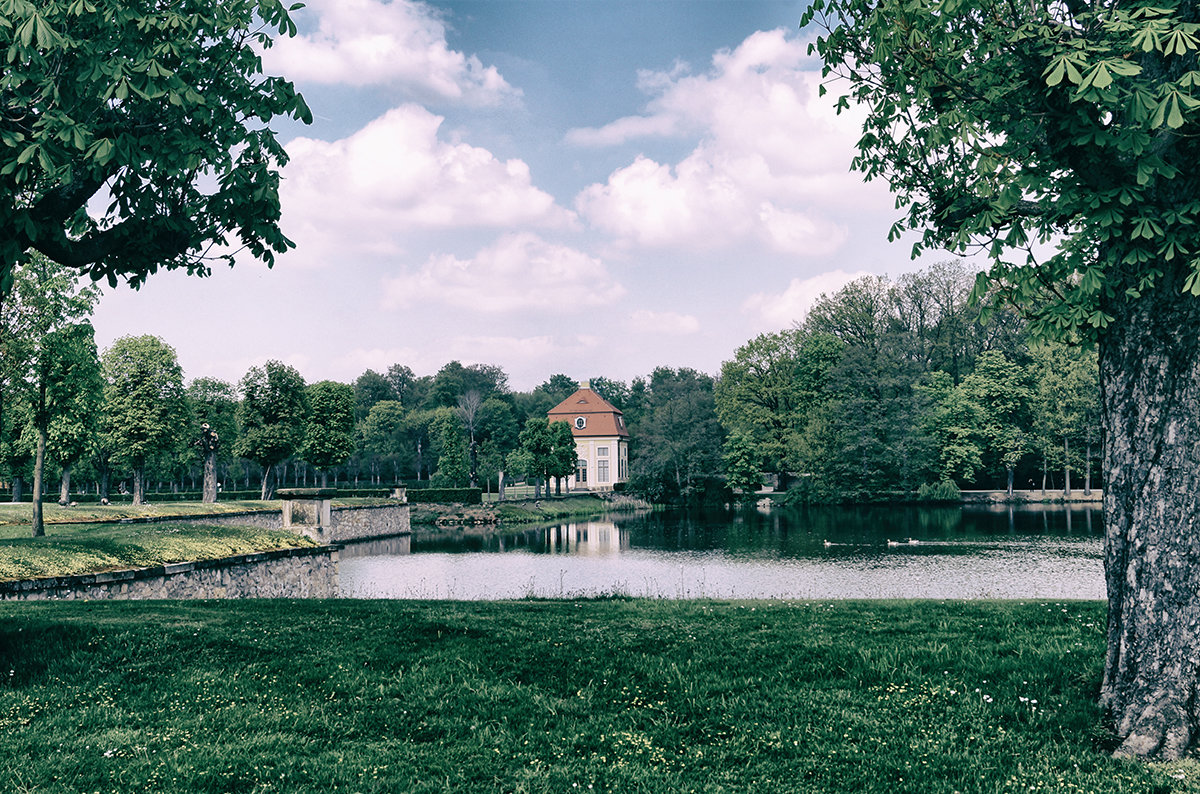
[546,382,630,492]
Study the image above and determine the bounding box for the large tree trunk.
[31,427,45,537]
[202,450,217,503]
[1099,282,1200,761]
[10,475,22,503]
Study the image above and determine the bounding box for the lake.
[339,504,1105,600]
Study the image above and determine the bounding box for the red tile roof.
[547,387,630,439]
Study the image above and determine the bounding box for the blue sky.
[90,0,948,391]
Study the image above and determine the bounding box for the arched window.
[574,416,586,429]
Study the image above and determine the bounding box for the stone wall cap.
[277,488,338,499]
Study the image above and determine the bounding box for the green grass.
[0,599,1196,793]
[0,523,319,581]
[0,500,281,526]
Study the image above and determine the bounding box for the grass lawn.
[0,523,319,582]
[1,599,1196,793]
[0,499,402,581]
[0,500,281,528]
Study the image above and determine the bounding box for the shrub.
[406,488,482,505]
[917,480,962,503]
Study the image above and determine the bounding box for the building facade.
[546,383,630,492]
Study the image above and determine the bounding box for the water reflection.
[338,505,1104,600]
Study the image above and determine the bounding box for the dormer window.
[574,416,586,429]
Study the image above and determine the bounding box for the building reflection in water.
[543,521,629,555]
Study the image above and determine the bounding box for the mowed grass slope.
[2,599,1197,793]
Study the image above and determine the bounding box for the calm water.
[338,504,1105,600]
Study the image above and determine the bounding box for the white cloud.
[571,29,885,257]
[381,232,625,312]
[628,309,700,335]
[262,0,518,105]
[280,105,573,266]
[742,269,872,329]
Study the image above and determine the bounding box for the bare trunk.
[132,466,145,506]
[498,470,505,502]
[202,451,218,503]
[31,428,45,537]
[1085,442,1093,495]
[10,476,22,503]
[260,464,274,501]
[59,464,72,505]
[1063,437,1072,497]
[1099,281,1200,760]
[1006,466,1014,497]
[321,470,329,488]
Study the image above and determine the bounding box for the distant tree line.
[1,258,1099,531]
[716,260,1099,503]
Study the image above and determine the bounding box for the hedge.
[405,488,482,505]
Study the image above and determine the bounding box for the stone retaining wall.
[0,546,338,601]
[154,504,412,542]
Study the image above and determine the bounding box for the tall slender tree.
[234,361,307,500]
[101,335,188,506]
[303,381,355,488]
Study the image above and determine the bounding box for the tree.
[44,323,103,507]
[805,0,1200,757]
[353,370,397,422]
[430,409,469,487]
[515,417,555,498]
[303,381,355,487]
[546,419,578,495]
[0,0,310,298]
[359,400,408,484]
[1031,343,1100,498]
[1,254,98,532]
[101,335,188,506]
[456,390,483,487]
[629,368,726,505]
[385,364,419,406]
[715,328,842,484]
[234,361,307,500]
[957,351,1035,494]
[722,433,763,497]
[188,377,239,502]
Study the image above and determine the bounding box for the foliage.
[352,370,397,422]
[916,480,962,503]
[302,381,355,475]
[430,410,469,487]
[403,487,482,505]
[44,322,103,476]
[233,360,307,499]
[627,367,726,506]
[0,0,311,296]
[100,335,188,505]
[721,433,762,496]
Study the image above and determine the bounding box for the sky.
[89,0,956,392]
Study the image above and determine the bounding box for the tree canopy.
[804,1,1200,334]
[0,0,311,296]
